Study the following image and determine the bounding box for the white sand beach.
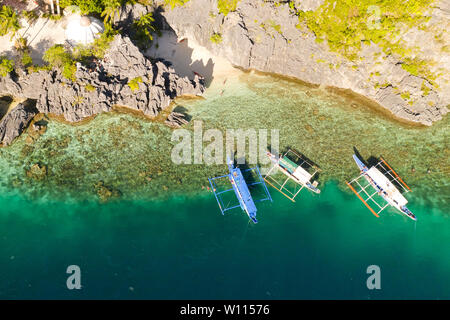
[0,0,70,64]
[146,30,240,86]
[0,17,66,65]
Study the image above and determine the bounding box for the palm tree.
[101,0,122,25]
[14,36,28,52]
[56,0,61,16]
[49,0,55,15]
[0,5,21,40]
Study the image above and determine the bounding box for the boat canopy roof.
[367,167,407,206]
[279,157,298,174]
[279,155,313,184]
[293,166,312,184]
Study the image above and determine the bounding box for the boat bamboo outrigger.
[208,157,272,224]
[347,154,416,221]
[264,149,320,202]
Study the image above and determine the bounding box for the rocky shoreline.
[0,0,448,147]
[0,35,205,146]
[160,0,449,126]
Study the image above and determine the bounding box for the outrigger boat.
[264,149,320,202]
[347,154,416,221]
[208,157,272,223]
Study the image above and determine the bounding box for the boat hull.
[227,158,258,223]
[352,154,416,221]
[267,152,320,194]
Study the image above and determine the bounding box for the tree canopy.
[0,5,21,40]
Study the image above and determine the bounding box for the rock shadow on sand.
[146,10,215,87]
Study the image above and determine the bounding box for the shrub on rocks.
[0,57,14,77]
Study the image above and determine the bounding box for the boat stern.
[248,211,258,224]
[306,181,321,194]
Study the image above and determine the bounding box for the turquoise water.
[0,184,449,299]
[0,71,448,299]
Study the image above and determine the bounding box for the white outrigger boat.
[347,154,416,221]
[264,149,320,202]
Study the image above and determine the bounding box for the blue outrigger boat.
[208,157,272,223]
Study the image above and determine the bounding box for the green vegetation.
[210,32,223,44]
[59,0,140,16]
[294,0,439,88]
[101,0,122,25]
[288,0,296,11]
[421,81,430,96]
[21,52,33,67]
[401,61,419,76]
[134,12,157,48]
[0,5,21,40]
[85,84,96,92]
[42,12,63,20]
[62,62,77,81]
[0,57,14,77]
[90,24,118,58]
[73,24,118,62]
[268,19,282,35]
[164,0,190,9]
[72,95,85,106]
[43,45,71,68]
[37,24,118,80]
[217,0,240,16]
[27,64,52,74]
[43,45,77,81]
[297,0,434,58]
[400,91,411,101]
[128,76,142,91]
[401,57,430,77]
[22,10,39,24]
[14,36,28,52]
[259,19,285,39]
[378,81,391,89]
[73,0,104,14]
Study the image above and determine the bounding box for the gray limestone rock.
[160,0,449,125]
[165,111,190,128]
[0,34,205,145]
[0,102,38,146]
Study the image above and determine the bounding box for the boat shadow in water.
[234,156,269,201]
[284,146,322,180]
